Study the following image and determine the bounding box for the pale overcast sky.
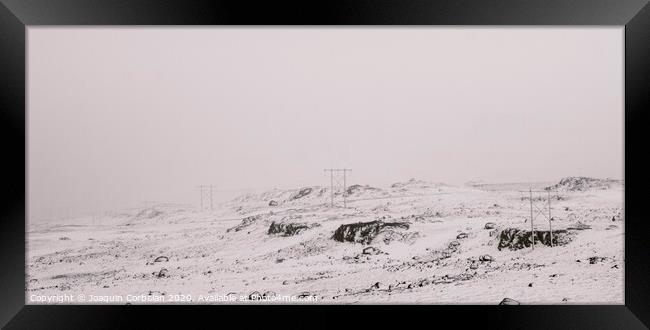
[28,27,623,220]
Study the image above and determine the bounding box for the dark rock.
[290,187,313,200]
[484,222,497,230]
[546,176,621,192]
[268,221,319,236]
[362,246,382,255]
[157,268,168,278]
[528,283,533,287]
[448,240,460,249]
[567,222,591,231]
[248,291,262,300]
[456,233,468,239]
[588,256,607,264]
[136,208,164,219]
[154,256,169,263]
[497,228,572,251]
[59,237,71,241]
[262,291,276,299]
[297,292,314,299]
[479,254,494,262]
[268,200,278,206]
[227,214,262,232]
[332,220,410,244]
[346,184,379,195]
[499,298,520,305]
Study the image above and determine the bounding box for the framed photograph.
[1,0,649,328]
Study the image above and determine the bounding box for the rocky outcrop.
[497,228,572,250]
[332,220,410,244]
[267,221,320,236]
[346,184,380,195]
[227,214,262,233]
[546,177,622,192]
[499,298,520,305]
[290,187,313,200]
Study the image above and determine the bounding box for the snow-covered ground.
[26,177,624,304]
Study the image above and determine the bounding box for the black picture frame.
[1,0,648,328]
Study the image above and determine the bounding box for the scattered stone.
[484,222,496,230]
[469,262,479,270]
[282,280,289,285]
[268,200,278,206]
[567,222,591,231]
[456,233,468,239]
[448,241,461,249]
[479,254,494,262]
[362,246,383,255]
[562,298,569,302]
[588,256,607,264]
[154,256,169,263]
[528,283,533,287]
[157,268,168,278]
[58,237,71,241]
[297,292,314,299]
[248,291,262,300]
[499,298,520,305]
[262,291,276,299]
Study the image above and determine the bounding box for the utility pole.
[548,189,553,247]
[197,185,216,211]
[529,187,535,250]
[198,185,204,210]
[343,170,348,208]
[210,184,214,211]
[323,169,352,208]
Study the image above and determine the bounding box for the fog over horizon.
[28,27,623,221]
